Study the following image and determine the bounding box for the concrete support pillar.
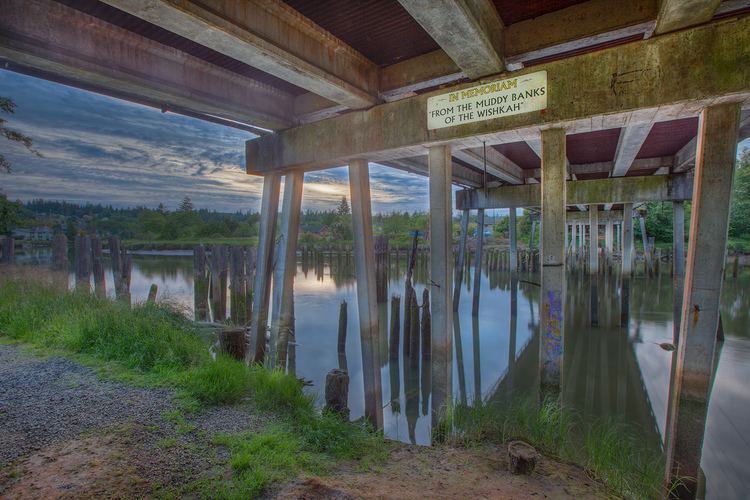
[453,210,469,311]
[349,159,384,429]
[509,209,518,272]
[664,102,740,498]
[564,223,569,251]
[269,171,304,369]
[589,205,599,274]
[572,223,578,251]
[428,145,453,424]
[529,219,537,249]
[472,209,485,315]
[605,220,613,254]
[540,129,567,392]
[621,204,634,276]
[247,173,280,364]
[639,215,652,275]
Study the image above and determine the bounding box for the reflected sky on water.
[15,247,750,498]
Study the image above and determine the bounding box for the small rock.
[508,440,538,475]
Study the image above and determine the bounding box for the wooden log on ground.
[218,327,246,360]
[193,245,209,321]
[147,283,158,303]
[324,368,350,419]
[91,237,106,297]
[508,441,538,475]
[389,294,400,360]
[74,235,91,292]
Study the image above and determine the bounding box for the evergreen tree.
[1,96,42,172]
[729,148,750,238]
[178,196,194,212]
[336,196,350,216]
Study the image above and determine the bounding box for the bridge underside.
[2,1,749,497]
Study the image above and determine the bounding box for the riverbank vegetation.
[0,269,385,497]
[441,397,671,499]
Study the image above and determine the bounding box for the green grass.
[0,270,386,497]
[442,397,665,499]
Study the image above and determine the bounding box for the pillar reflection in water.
[454,315,468,406]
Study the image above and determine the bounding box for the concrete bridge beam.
[349,159,384,430]
[540,128,567,392]
[428,145,454,424]
[664,102,741,498]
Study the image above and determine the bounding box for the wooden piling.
[375,235,389,303]
[324,369,350,418]
[91,237,106,297]
[244,246,256,322]
[208,245,228,321]
[121,253,132,305]
[218,327,246,360]
[409,291,420,368]
[147,283,158,303]
[229,246,248,325]
[421,288,431,360]
[74,235,91,292]
[732,254,739,278]
[51,233,68,271]
[193,245,209,321]
[0,237,14,265]
[109,236,122,298]
[389,294,400,360]
[403,279,413,358]
[337,300,347,356]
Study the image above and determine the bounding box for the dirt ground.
[276,444,612,499]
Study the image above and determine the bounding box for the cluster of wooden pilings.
[70,235,133,302]
[192,244,255,324]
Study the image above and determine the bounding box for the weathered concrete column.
[664,102,740,499]
[453,210,469,311]
[605,220,613,254]
[247,173,280,364]
[621,203,634,276]
[589,205,599,274]
[428,145,453,424]
[673,201,685,280]
[472,209,485,315]
[349,159,384,429]
[572,223,578,251]
[269,171,304,370]
[564,223,569,251]
[540,129,567,392]
[509,209,518,272]
[529,219,537,249]
[639,214,652,275]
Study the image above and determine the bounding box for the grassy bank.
[440,397,670,499]
[0,269,385,497]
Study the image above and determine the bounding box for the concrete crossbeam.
[453,147,524,184]
[456,173,694,210]
[0,0,294,132]
[398,0,504,79]
[654,0,722,35]
[612,117,656,177]
[101,0,379,109]
[247,16,750,173]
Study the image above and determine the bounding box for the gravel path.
[0,343,270,471]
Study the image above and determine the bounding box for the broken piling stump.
[218,327,247,361]
[508,440,538,475]
[324,368,349,419]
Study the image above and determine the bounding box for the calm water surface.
[15,247,750,499]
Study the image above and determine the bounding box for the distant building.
[12,226,54,241]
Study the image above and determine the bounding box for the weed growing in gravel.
[441,396,664,499]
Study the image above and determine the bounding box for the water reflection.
[15,247,750,498]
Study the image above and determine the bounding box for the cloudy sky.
[0,70,432,213]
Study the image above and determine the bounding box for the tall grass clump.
[444,396,664,499]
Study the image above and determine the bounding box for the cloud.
[0,70,432,213]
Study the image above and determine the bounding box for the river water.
[13,248,750,498]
